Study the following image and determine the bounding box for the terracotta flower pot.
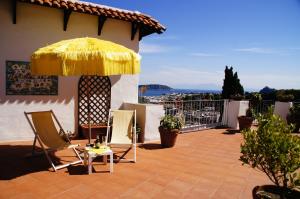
[253,185,300,199]
[137,130,145,143]
[159,126,179,148]
[238,116,254,131]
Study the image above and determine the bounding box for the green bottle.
[95,135,100,149]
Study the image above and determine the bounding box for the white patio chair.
[106,109,136,163]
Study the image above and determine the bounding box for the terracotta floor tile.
[0,129,272,199]
[0,186,19,199]
[9,192,40,199]
[184,186,217,199]
[212,182,245,199]
[62,184,98,199]
[176,172,200,184]
[153,189,182,198]
[147,174,176,187]
[161,179,194,197]
[120,181,163,198]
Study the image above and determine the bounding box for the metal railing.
[160,100,225,132]
[293,101,300,106]
[249,100,275,115]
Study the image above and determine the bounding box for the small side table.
[84,146,113,174]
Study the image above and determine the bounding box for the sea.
[141,89,221,97]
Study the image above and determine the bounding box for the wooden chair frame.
[24,110,83,171]
[106,109,136,163]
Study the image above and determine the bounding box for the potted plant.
[249,92,262,112]
[238,108,254,131]
[287,104,300,133]
[136,124,145,143]
[158,115,183,148]
[240,108,300,198]
[230,94,245,101]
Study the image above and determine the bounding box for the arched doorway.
[78,76,111,137]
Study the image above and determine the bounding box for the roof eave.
[17,0,166,39]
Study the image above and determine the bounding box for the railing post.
[222,99,229,126]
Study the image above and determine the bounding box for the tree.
[222,66,244,99]
[233,72,244,95]
[240,108,300,189]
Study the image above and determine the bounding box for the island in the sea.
[139,84,172,90]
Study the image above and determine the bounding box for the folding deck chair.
[24,110,83,171]
[106,109,136,163]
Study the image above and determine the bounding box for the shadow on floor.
[67,165,88,175]
[222,129,240,135]
[139,143,162,150]
[0,144,63,180]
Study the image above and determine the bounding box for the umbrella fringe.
[31,38,141,76]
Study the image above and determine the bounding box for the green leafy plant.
[160,115,183,130]
[245,108,254,118]
[250,93,262,105]
[287,104,300,133]
[249,93,262,114]
[240,108,300,189]
[230,94,245,101]
[136,124,142,134]
[289,105,300,118]
[277,93,294,102]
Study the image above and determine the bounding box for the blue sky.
[91,0,300,91]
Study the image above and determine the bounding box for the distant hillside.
[259,86,276,94]
[139,84,172,90]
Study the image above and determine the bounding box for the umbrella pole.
[88,76,92,145]
[88,113,91,145]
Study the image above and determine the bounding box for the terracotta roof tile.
[53,1,60,8]
[18,0,166,38]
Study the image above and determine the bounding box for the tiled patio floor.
[0,129,271,199]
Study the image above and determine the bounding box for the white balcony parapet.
[123,102,164,141]
[274,101,293,122]
[226,100,249,130]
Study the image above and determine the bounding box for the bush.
[249,92,262,106]
[240,108,300,189]
[258,88,300,101]
[287,104,300,133]
[277,93,294,102]
[230,94,245,101]
[245,108,254,118]
[160,115,183,130]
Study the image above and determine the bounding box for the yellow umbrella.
[30,37,141,145]
[31,37,141,76]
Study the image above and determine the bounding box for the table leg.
[110,152,113,173]
[84,151,87,166]
[88,153,92,174]
[103,155,107,165]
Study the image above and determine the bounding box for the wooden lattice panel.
[78,76,111,127]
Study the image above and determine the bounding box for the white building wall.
[0,1,140,141]
[274,101,293,122]
[123,103,164,141]
[227,100,249,129]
